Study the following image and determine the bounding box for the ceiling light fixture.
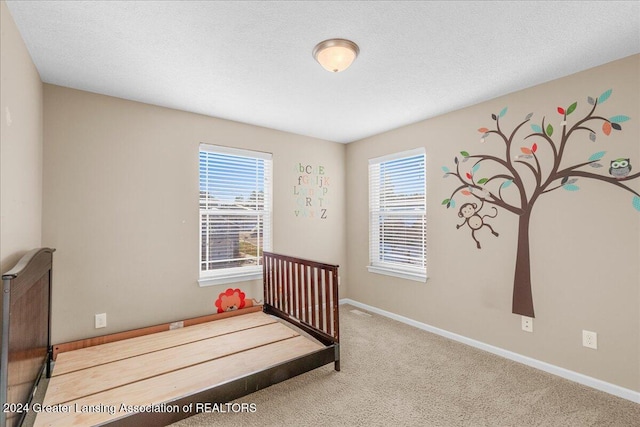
[312,38,359,73]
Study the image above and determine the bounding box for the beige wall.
[4,0,638,394]
[0,1,43,273]
[42,85,346,343]
[346,55,640,392]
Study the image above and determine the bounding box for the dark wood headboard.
[1,248,54,427]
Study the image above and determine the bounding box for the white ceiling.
[5,1,640,144]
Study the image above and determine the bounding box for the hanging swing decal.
[441,89,639,318]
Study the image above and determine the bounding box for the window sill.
[198,268,263,287]
[367,265,427,283]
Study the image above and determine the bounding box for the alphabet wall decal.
[442,89,640,318]
[293,163,330,219]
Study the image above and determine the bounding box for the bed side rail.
[262,252,339,346]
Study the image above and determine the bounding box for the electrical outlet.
[169,321,184,330]
[582,330,597,349]
[95,313,107,329]
[521,316,533,332]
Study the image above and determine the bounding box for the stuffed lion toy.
[214,288,258,313]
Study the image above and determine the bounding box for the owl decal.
[609,158,632,179]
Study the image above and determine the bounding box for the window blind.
[368,148,427,281]
[199,144,272,280]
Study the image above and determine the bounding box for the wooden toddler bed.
[1,249,339,427]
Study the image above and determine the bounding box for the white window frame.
[198,144,272,287]
[368,148,427,282]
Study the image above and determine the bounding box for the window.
[368,148,427,282]
[199,144,272,286]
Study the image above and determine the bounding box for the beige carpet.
[172,304,639,427]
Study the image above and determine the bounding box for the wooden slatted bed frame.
[1,249,339,427]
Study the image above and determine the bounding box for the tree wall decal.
[442,89,640,318]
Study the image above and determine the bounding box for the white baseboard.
[339,298,640,404]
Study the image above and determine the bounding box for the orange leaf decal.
[478,127,489,133]
[602,121,612,136]
[461,190,471,196]
[520,147,532,155]
[532,143,538,153]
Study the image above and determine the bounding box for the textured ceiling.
[5,1,640,143]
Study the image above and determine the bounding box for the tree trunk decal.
[442,90,640,317]
[513,210,533,317]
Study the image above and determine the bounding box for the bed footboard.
[262,252,340,370]
[1,248,55,427]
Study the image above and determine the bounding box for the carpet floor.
[172,304,639,427]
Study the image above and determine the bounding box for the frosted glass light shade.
[313,39,359,73]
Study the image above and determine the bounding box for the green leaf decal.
[501,180,513,189]
[546,124,554,136]
[633,196,640,212]
[460,151,469,157]
[598,89,612,104]
[442,198,450,205]
[477,178,489,184]
[499,107,508,118]
[563,184,579,191]
[566,102,577,115]
[588,151,606,162]
[609,115,630,123]
[531,124,542,133]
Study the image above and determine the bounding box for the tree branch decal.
[441,89,639,317]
